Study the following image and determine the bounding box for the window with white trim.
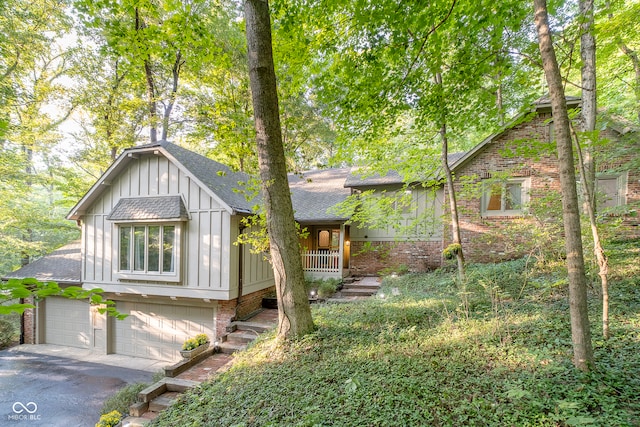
[118,224,181,281]
[481,178,530,216]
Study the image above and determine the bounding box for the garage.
[113,301,215,362]
[44,297,91,348]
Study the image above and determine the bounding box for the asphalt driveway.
[0,348,154,426]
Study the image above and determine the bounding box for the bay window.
[118,224,180,281]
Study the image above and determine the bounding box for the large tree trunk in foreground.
[534,0,594,371]
[244,0,314,340]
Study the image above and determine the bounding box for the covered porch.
[299,224,350,280]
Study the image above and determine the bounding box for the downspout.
[234,225,246,321]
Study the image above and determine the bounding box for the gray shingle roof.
[2,241,81,285]
[107,196,189,221]
[288,168,352,222]
[345,153,466,187]
[160,141,256,213]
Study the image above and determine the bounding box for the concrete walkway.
[8,344,170,373]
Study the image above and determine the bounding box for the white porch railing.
[301,250,340,273]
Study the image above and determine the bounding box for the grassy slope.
[153,239,640,427]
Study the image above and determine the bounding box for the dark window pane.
[148,226,160,272]
[119,226,131,271]
[163,226,175,273]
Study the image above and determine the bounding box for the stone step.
[120,415,152,426]
[226,320,274,334]
[217,341,246,354]
[223,330,259,345]
[148,392,180,412]
[164,378,199,393]
[343,283,380,291]
[341,288,379,297]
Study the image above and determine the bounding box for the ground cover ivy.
[152,238,640,427]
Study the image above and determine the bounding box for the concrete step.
[223,330,259,345]
[149,392,180,412]
[120,415,152,426]
[217,341,246,354]
[341,288,379,297]
[226,320,274,334]
[342,283,380,291]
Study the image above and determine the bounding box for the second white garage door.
[113,302,215,362]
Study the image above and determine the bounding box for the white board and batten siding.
[80,152,272,300]
[350,187,445,242]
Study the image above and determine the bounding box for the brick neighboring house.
[447,96,640,263]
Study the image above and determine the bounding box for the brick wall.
[215,286,275,339]
[22,297,35,344]
[445,111,640,263]
[350,240,443,275]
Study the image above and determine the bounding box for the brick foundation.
[215,286,275,339]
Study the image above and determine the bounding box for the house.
[287,95,639,274]
[447,96,640,263]
[7,141,277,361]
[5,96,638,361]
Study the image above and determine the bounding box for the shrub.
[305,278,340,298]
[95,410,121,427]
[101,383,148,416]
[317,279,339,298]
[0,318,16,348]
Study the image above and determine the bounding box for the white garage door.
[45,297,91,349]
[113,302,215,362]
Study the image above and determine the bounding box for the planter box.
[180,343,209,359]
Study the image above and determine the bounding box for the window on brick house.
[596,173,627,210]
[481,178,530,217]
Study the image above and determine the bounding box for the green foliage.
[378,264,409,277]
[101,383,145,417]
[0,318,16,348]
[0,278,126,319]
[305,278,340,298]
[442,243,462,260]
[95,410,122,427]
[152,240,640,426]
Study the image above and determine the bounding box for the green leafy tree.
[597,0,640,124]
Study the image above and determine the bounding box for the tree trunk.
[571,124,610,340]
[579,0,596,213]
[617,42,640,124]
[136,7,158,143]
[534,0,594,371]
[244,0,315,340]
[161,50,183,141]
[579,0,610,340]
[435,72,465,282]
